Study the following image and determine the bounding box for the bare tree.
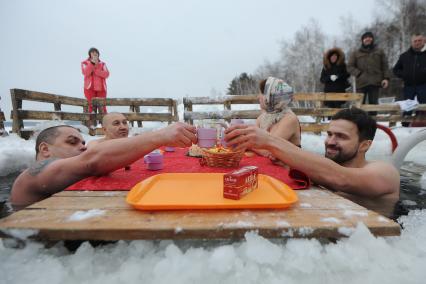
[256,19,326,93]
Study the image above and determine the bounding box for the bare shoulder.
[277,112,299,127]
[363,160,400,193]
[274,112,299,133]
[27,158,58,176]
[11,155,92,207]
[364,160,399,174]
[11,158,59,207]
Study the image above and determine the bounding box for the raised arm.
[81,61,94,76]
[225,125,399,198]
[11,123,196,208]
[94,62,110,79]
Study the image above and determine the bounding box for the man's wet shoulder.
[28,158,59,176]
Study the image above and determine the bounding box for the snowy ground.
[0,211,425,284]
[0,121,426,284]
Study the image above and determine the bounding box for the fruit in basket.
[206,146,232,153]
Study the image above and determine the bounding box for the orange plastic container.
[126,173,298,210]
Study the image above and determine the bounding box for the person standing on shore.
[348,32,390,115]
[81,47,109,113]
[320,47,350,108]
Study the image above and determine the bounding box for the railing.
[91,97,178,128]
[184,93,364,132]
[360,104,426,127]
[183,93,426,131]
[9,89,179,138]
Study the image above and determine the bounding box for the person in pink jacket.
[81,47,109,113]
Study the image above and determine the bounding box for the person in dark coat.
[393,33,426,126]
[393,33,426,103]
[320,47,350,108]
[348,32,390,107]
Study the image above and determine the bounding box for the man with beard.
[87,112,130,147]
[224,107,400,217]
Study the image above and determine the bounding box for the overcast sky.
[0,0,375,119]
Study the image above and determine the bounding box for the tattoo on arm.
[28,158,58,176]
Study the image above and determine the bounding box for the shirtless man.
[10,122,197,209]
[225,107,400,217]
[87,112,129,147]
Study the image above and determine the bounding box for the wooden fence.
[184,93,363,132]
[9,89,179,138]
[183,93,426,132]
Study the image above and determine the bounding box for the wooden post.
[0,111,5,134]
[10,89,24,135]
[183,98,193,125]
[54,102,61,111]
[134,106,142,127]
[224,101,231,123]
[129,105,135,127]
[172,99,178,123]
[167,99,178,125]
[82,103,91,129]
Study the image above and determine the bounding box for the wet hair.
[88,47,100,57]
[259,79,267,94]
[35,125,76,156]
[331,107,377,141]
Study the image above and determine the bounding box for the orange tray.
[126,173,298,210]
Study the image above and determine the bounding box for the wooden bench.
[184,93,364,132]
[10,89,179,138]
[0,188,400,241]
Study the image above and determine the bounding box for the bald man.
[87,112,129,147]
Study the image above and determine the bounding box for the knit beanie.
[361,31,374,41]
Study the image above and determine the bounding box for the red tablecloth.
[66,148,310,191]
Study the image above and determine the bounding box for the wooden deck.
[0,187,400,241]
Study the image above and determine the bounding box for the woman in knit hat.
[253,77,301,158]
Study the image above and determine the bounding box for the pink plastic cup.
[144,152,164,170]
[230,119,244,126]
[197,128,217,148]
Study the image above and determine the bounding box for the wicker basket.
[200,148,244,168]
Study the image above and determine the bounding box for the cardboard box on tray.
[223,166,258,200]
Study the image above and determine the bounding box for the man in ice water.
[10,122,197,209]
[225,107,400,217]
[87,112,129,147]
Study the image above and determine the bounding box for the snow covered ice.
[0,210,425,284]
